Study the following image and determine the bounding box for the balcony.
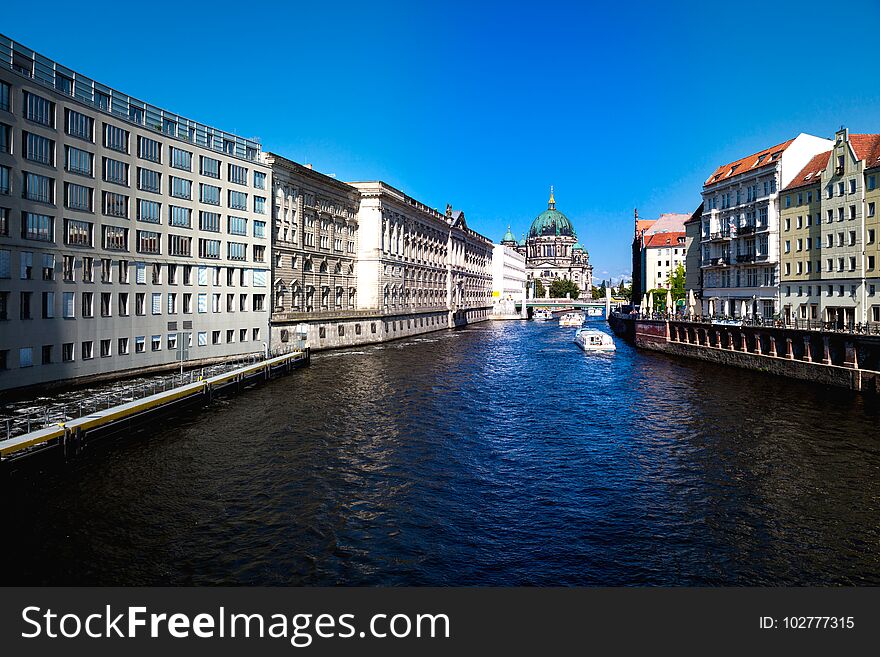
[708,232,731,242]
[736,254,756,264]
[738,224,757,235]
[835,165,844,175]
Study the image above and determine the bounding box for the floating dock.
[0,349,309,462]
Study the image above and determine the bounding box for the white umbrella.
[687,289,696,318]
[740,299,748,318]
[646,291,653,313]
[666,289,673,314]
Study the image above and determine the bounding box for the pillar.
[785,337,794,360]
[740,333,748,352]
[844,341,859,369]
[753,333,763,355]
[713,330,720,347]
[727,331,735,350]
[822,337,831,365]
[802,336,812,363]
[769,336,778,357]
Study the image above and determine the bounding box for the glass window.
[65,146,94,177]
[170,176,192,199]
[169,205,191,228]
[65,218,92,246]
[138,167,161,193]
[227,215,247,235]
[65,182,93,211]
[199,156,220,178]
[24,131,54,165]
[228,190,247,210]
[170,147,192,171]
[103,157,129,185]
[137,135,162,163]
[24,172,53,203]
[22,212,54,241]
[137,199,161,223]
[103,124,129,153]
[24,91,54,127]
[65,108,92,140]
[103,191,129,218]
[254,171,266,190]
[199,211,220,232]
[199,183,221,205]
[137,230,161,254]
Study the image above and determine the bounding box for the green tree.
[550,278,580,299]
[668,264,686,301]
[591,280,607,299]
[534,279,545,298]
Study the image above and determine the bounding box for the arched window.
[304,258,313,272]
[321,286,330,309]
[349,287,356,308]
[383,285,389,308]
[335,286,343,307]
[274,279,286,309]
[305,285,315,311]
[291,281,301,310]
[319,260,328,274]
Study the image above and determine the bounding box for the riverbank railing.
[1,346,303,442]
[612,311,880,336]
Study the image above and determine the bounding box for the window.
[63,256,75,281]
[197,293,207,313]
[228,190,247,210]
[254,196,266,214]
[200,183,220,205]
[19,347,33,368]
[198,239,220,259]
[850,205,857,220]
[869,229,876,244]
[199,211,220,232]
[170,147,192,171]
[0,165,9,194]
[81,291,93,317]
[23,131,54,165]
[254,171,266,189]
[198,331,207,346]
[119,292,129,315]
[103,157,128,185]
[228,164,248,185]
[137,135,162,163]
[253,328,260,341]
[102,225,128,251]
[100,292,111,317]
[0,82,9,112]
[103,124,129,153]
[65,108,92,140]
[170,177,192,199]
[253,245,265,262]
[228,242,247,261]
[137,230,161,254]
[62,291,75,318]
[103,191,129,218]
[168,234,192,257]
[200,156,220,178]
[183,293,192,313]
[22,212,53,241]
[151,335,161,351]
[135,336,145,353]
[138,167,161,193]
[850,178,857,194]
[66,146,93,177]
[118,337,129,355]
[169,205,191,228]
[25,92,54,127]
[151,292,162,315]
[167,293,177,314]
[23,172,53,203]
[228,215,247,235]
[137,199,161,224]
[82,256,94,282]
[65,182,93,211]
[868,175,876,191]
[41,291,55,318]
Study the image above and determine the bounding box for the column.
[768,336,778,357]
[753,333,763,355]
[844,341,859,369]
[802,336,812,363]
[822,336,831,365]
[785,337,794,360]
[740,333,748,352]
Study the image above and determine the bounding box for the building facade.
[491,243,526,316]
[699,133,832,318]
[0,35,271,391]
[779,129,880,327]
[265,153,361,348]
[506,189,592,298]
[683,205,702,308]
[643,231,686,293]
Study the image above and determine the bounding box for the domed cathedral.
[501,188,593,298]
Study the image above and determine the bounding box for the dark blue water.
[3,319,880,585]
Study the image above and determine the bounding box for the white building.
[0,34,271,392]
[491,244,526,317]
[699,133,832,318]
[643,230,686,292]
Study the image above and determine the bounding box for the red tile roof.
[704,138,795,187]
[849,134,880,170]
[635,219,656,236]
[782,151,830,191]
[644,231,686,249]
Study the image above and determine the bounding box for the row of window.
[1,327,263,369]
[782,284,880,298]
[783,255,878,277]
[0,251,269,288]
[0,159,267,213]
[4,87,264,177]
[2,289,266,320]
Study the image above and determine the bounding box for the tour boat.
[573,328,616,352]
[533,309,554,321]
[559,312,585,327]
[587,307,603,317]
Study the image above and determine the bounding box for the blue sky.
[6,0,880,283]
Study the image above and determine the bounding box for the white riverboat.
[587,307,603,317]
[533,309,554,321]
[559,312,585,327]
[573,328,616,352]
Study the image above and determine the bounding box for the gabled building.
[699,133,832,318]
[632,210,689,307]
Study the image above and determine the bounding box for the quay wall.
[608,314,880,393]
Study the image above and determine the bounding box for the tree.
[668,264,686,302]
[591,280,607,299]
[534,279,545,298]
[550,278,580,299]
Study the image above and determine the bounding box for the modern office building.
[698,133,832,318]
[0,34,271,391]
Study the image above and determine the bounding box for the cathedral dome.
[528,188,576,238]
[501,225,516,243]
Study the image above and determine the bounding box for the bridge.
[513,292,624,317]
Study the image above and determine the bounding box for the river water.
[2,319,879,585]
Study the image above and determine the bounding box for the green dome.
[518,237,526,246]
[528,189,576,238]
[501,225,516,242]
[572,241,584,250]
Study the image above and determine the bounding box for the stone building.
[0,34,271,391]
[505,188,592,298]
[264,153,360,346]
[490,243,526,317]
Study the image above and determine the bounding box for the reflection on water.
[2,320,879,585]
